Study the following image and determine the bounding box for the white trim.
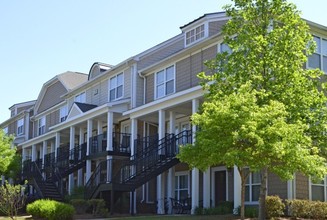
[184,22,209,47]
[309,176,327,201]
[175,171,191,199]
[124,85,203,118]
[154,64,176,100]
[211,166,228,206]
[109,72,124,102]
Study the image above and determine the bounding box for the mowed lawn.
[0,214,238,220]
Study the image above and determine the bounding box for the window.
[17,118,24,136]
[245,170,261,203]
[311,177,326,201]
[155,65,175,99]
[3,127,8,134]
[109,73,123,101]
[38,117,45,135]
[75,92,86,103]
[60,105,68,122]
[185,24,205,46]
[308,35,327,72]
[175,172,189,200]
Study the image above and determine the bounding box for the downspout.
[138,71,146,105]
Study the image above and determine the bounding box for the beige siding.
[209,20,227,37]
[295,173,309,200]
[136,75,144,107]
[138,38,184,71]
[67,97,75,113]
[175,45,217,93]
[268,172,288,199]
[38,81,67,114]
[145,74,154,104]
[86,84,100,106]
[124,68,131,99]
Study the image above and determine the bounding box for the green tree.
[178,0,327,219]
[0,130,16,176]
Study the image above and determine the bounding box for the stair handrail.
[117,130,192,185]
[31,161,45,198]
[54,167,64,196]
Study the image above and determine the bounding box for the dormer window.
[185,24,206,46]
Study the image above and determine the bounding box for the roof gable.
[66,102,98,121]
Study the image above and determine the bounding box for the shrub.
[310,201,327,219]
[287,199,311,219]
[194,201,233,215]
[27,199,75,220]
[88,199,108,217]
[0,182,26,220]
[265,195,285,219]
[70,199,89,214]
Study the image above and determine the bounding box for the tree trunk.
[240,175,245,220]
[258,167,268,220]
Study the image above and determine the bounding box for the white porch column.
[22,148,27,162]
[130,118,138,214]
[42,141,47,168]
[31,144,37,162]
[203,168,211,208]
[97,120,103,152]
[86,120,93,182]
[157,109,166,214]
[167,111,176,214]
[77,127,84,186]
[55,132,60,159]
[191,99,199,214]
[107,112,113,151]
[68,126,75,195]
[233,166,241,212]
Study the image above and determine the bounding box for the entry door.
[215,171,227,205]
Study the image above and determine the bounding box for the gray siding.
[86,84,101,106]
[99,80,108,105]
[8,121,16,135]
[138,38,184,71]
[46,110,59,132]
[268,173,288,199]
[145,74,154,104]
[209,20,227,37]
[136,75,144,107]
[38,81,67,114]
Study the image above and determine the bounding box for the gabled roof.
[75,102,98,113]
[66,102,98,121]
[34,71,88,115]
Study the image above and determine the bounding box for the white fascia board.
[20,132,56,148]
[123,85,204,119]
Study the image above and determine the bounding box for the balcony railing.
[89,134,107,156]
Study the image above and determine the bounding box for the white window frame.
[307,35,327,73]
[109,72,124,101]
[310,176,327,201]
[59,105,68,122]
[75,92,86,103]
[175,171,190,200]
[155,65,175,100]
[3,127,8,134]
[185,23,208,47]
[17,118,24,136]
[245,170,261,204]
[38,117,45,136]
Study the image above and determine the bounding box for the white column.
[203,168,211,208]
[157,109,166,214]
[167,111,176,214]
[68,126,75,195]
[191,99,199,214]
[77,127,84,186]
[233,166,241,212]
[50,141,55,154]
[86,120,93,182]
[42,141,47,163]
[22,148,27,161]
[55,132,60,159]
[31,145,37,162]
[107,112,113,151]
[97,120,103,152]
[130,118,138,214]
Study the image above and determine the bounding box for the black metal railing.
[89,134,107,156]
[134,134,158,156]
[113,132,131,153]
[44,152,55,168]
[84,159,114,199]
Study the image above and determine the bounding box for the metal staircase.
[84,130,192,200]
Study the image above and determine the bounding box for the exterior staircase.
[84,130,192,201]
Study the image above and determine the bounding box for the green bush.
[88,199,108,217]
[287,199,327,219]
[27,199,75,220]
[194,201,233,215]
[70,199,89,214]
[64,186,85,202]
[265,195,285,219]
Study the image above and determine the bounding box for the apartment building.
[1,12,327,214]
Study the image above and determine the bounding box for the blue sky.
[0,0,326,123]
